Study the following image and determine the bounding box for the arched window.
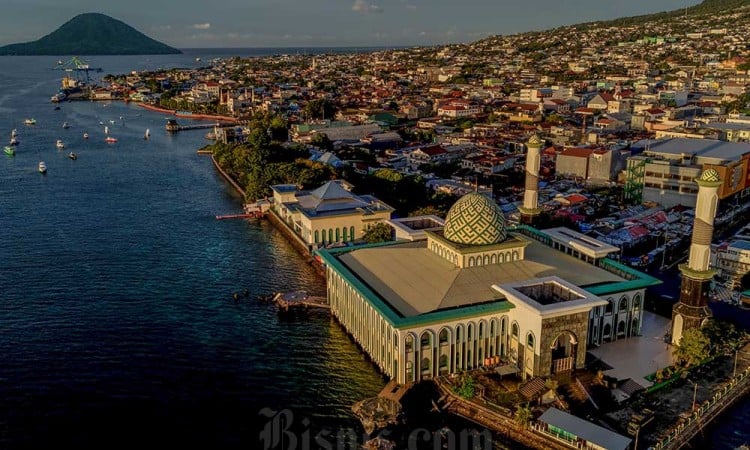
[420,332,432,348]
[335,228,340,242]
[455,325,463,343]
[421,357,431,372]
[619,297,629,312]
[527,332,535,349]
[490,321,496,337]
[439,329,449,344]
[439,354,448,369]
[633,294,641,309]
[328,229,333,243]
[605,299,613,314]
[343,227,348,242]
[314,230,319,243]
[350,226,355,241]
[511,322,519,339]
[405,335,414,352]
[479,322,484,339]
[468,324,474,340]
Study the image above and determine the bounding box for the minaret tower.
[671,168,722,344]
[519,134,543,225]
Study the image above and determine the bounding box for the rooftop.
[633,138,750,163]
[538,407,632,450]
[335,236,624,318]
[543,227,620,259]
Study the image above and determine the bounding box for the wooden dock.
[215,212,263,220]
[273,290,329,311]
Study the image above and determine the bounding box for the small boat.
[109,120,115,124]
[104,126,109,135]
[9,137,18,146]
[83,132,89,139]
[56,139,65,149]
[4,146,15,156]
[68,152,77,160]
[144,128,150,140]
[11,129,17,138]
[105,137,117,143]
[62,122,70,129]
[24,118,36,125]
[38,161,47,174]
[195,57,201,62]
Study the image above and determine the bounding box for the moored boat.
[56,139,65,149]
[105,136,117,143]
[4,146,15,156]
[9,137,18,146]
[38,161,47,174]
[83,132,89,139]
[24,118,36,125]
[68,152,77,160]
[62,122,70,129]
[144,128,150,140]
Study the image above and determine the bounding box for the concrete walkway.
[589,312,675,387]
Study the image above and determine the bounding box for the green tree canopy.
[304,98,338,120]
[514,403,532,429]
[362,223,394,244]
[673,327,711,367]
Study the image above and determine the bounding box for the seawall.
[209,155,245,197]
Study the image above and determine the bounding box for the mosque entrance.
[550,332,577,374]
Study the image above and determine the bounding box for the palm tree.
[514,403,532,430]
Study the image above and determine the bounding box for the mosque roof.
[443,193,507,246]
[336,236,625,318]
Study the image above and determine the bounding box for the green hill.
[0,13,181,55]
[580,0,750,28]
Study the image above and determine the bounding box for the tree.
[409,206,445,218]
[673,327,710,367]
[453,374,476,399]
[304,98,337,120]
[514,403,532,430]
[362,223,394,244]
[741,271,750,290]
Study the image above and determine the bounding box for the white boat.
[83,132,89,139]
[38,161,47,174]
[11,128,17,138]
[24,118,36,125]
[56,139,65,149]
[68,152,77,160]
[62,122,70,129]
[9,137,18,146]
[144,128,150,140]
[105,136,117,143]
[104,126,109,135]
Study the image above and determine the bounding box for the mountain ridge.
[0,13,181,56]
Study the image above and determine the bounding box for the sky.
[0,0,697,48]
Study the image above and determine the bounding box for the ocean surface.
[0,51,386,449]
[0,49,748,449]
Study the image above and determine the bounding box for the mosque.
[317,136,661,384]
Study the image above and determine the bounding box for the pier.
[215,212,263,220]
[272,290,329,311]
[166,119,235,132]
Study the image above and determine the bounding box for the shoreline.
[137,102,239,123]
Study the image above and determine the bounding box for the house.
[556,147,594,179]
[271,181,394,251]
[535,408,632,450]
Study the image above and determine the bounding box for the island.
[0,13,181,55]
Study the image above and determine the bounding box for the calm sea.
[0,49,747,449]
[0,50,386,449]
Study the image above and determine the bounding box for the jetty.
[215,212,264,220]
[272,290,329,311]
[166,119,234,132]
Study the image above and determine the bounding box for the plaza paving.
[588,312,675,387]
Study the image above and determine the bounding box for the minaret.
[671,168,722,345]
[519,134,543,225]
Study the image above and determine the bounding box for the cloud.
[153,24,172,31]
[405,4,417,11]
[352,0,382,13]
[192,23,211,30]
